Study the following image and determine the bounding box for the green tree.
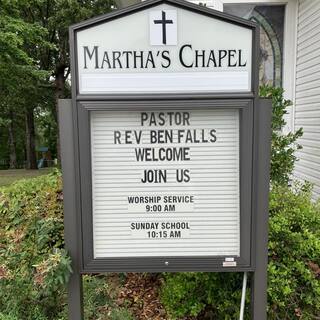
[13,0,115,163]
[1,1,115,168]
[0,4,50,168]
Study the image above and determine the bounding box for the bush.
[268,184,320,319]
[0,172,135,319]
[260,86,303,185]
[161,184,320,319]
[161,272,245,319]
[82,275,135,320]
[0,171,71,319]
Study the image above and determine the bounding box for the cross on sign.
[153,11,173,45]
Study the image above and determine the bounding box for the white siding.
[294,0,320,199]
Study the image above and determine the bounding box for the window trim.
[191,0,298,132]
[222,0,298,133]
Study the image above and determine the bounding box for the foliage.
[0,314,19,320]
[0,1,52,168]
[268,183,320,319]
[161,184,320,319]
[0,172,135,319]
[82,275,135,320]
[0,10,49,78]
[108,309,135,320]
[161,272,246,319]
[260,86,303,185]
[0,171,70,319]
[0,0,115,167]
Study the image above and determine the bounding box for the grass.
[0,168,53,187]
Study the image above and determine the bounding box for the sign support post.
[59,99,84,319]
[251,98,272,320]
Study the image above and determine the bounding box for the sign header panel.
[76,3,252,94]
[90,108,240,258]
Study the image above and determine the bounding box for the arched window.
[224,4,285,87]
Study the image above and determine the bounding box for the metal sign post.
[60,0,272,318]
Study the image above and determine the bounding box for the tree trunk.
[25,108,37,170]
[54,68,65,166]
[8,111,17,169]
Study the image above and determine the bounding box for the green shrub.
[81,274,135,320]
[0,171,71,319]
[161,272,245,319]
[83,275,112,319]
[109,308,135,320]
[0,314,19,320]
[260,86,303,185]
[161,184,320,319]
[0,173,135,319]
[268,184,320,319]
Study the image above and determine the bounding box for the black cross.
[154,11,173,45]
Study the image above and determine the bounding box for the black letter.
[112,51,122,69]
[238,49,247,67]
[83,46,99,69]
[101,51,111,69]
[218,50,227,67]
[206,50,217,67]
[145,51,156,68]
[161,50,171,68]
[228,50,237,67]
[179,44,193,68]
[210,129,217,142]
[114,131,121,144]
[183,112,190,126]
[158,113,165,126]
[141,112,148,126]
[195,50,205,68]
[122,51,133,68]
[134,51,144,69]
[141,170,147,183]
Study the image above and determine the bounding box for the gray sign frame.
[78,99,253,273]
[61,0,272,318]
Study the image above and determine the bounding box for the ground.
[108,273,197,320]
[0,168,52,187]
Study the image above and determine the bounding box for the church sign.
[60,0,271,318]
[76,5,252,94]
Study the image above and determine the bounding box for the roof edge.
[69,0,257,32]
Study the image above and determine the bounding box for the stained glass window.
[224,4,285,87]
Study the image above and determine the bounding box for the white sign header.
[76,4,252,94]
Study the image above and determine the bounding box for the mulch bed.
[115,273,198,320]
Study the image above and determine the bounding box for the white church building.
[188,0,320,198]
